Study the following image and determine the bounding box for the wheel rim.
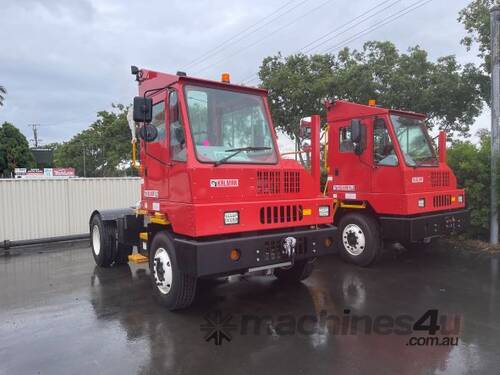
[153,248,173,294]
[342,224,366,256]
[92,225,101,256]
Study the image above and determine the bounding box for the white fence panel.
[0,178,141,242]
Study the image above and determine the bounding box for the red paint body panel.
[136,69,332,237]
[326,100,466,216]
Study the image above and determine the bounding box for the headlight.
[319,205,330,217]
[458,195,464,203]
[224,211,239,225]
[418,198,425,208]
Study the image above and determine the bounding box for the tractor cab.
[326,99,466,216]
[131,67,333,238]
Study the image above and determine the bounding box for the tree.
[458,0,499,72]
[53,104,134,177]
[448,130,500,238]
[259,41,484,141]
[0,122,35,176]
[0,86,6,107]
[259,53,334,156]
[458,0,500,103]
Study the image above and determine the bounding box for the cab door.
[144,91,169,205]
[370,117,403,194]
[167,90,189,202]
[329,119,371,197]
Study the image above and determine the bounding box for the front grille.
[257,171,281,194]
[431,172,450,187]
[262,237,307,261]
[259,205,303,224]
[433,194,452,208]
[284,171,300,193]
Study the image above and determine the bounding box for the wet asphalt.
[1,242,500,375]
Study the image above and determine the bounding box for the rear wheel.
[90,215,132,267]
[114,243,133,265]
[274,260,314,282]
[90,215,115,267]
[337,212,381,267]
[150,231,197,310]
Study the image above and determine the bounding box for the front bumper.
[173,225,337,277]
[379,208,470,242]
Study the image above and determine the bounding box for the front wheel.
[150,231,197,310]
[337,212,381,267]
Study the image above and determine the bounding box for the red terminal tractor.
[89,67,337,310]
[325,99,469,266]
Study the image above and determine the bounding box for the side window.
[339,126,353,152]
[152,102,165,141]
[169,91,186,161]
[373,119,398,166]
[186,90,208,145]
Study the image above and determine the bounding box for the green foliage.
[458,0,499,72]
[259,41,484,141]
[458,0,499,103]
[53,104,134,177]
[0,86,6,106]
[0,122,35,176]
[448,130,499,238]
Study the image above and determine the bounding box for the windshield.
[184,85,277,164]
[390,115,438,167]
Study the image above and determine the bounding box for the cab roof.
[137,68,268,96]
[325,99,426,122]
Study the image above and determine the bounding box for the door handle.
[334,168,339,177]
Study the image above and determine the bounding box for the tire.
[274,260,314,283]
[149,231,197,310]
[337,212,381,267]
[114,243,133,265]
[90,214,116,268]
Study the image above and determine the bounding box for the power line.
[193,0,335,74]
[185,0,312,70]
[241,0,434,85]
[300,0,401,54]
[239,0,402,84]
[322,0,434,54]
[184,0,297,69]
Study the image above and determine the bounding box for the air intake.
[259,205,303,224]
[431,172,450,187]
[433,194,452,208]
[257,171,281,194]
[284,171,300,193]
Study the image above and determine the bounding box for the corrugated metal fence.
[0,178,141,242]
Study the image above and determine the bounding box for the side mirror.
[351,119,365,155]
[139,124,158,142]
[133,96,152,123]
[351,119,363,143]
[174,125,185,145]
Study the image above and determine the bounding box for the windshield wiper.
[214,146,271,166]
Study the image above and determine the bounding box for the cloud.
[0,0,485,144]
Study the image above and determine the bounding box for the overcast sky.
[0,0,489,145]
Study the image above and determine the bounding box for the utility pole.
[82,143,86,178]
[490,6,500,244]
[28,124,42,148]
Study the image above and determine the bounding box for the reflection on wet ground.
[1,243,499,374]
